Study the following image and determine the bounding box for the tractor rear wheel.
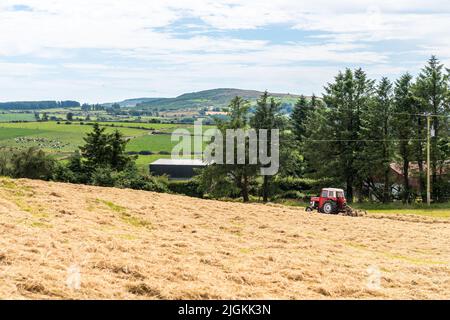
[322,201,338,214]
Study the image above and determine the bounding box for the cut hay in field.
[0,178,449,299]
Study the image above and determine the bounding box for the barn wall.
[149,164,205,179]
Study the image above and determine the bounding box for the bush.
[88,165,169,192]
[90,167,116,187]
[434,178,450,202]
[273,176,335,196]
[168,180,203,198]
[0,149,13,176]
[272,190,307,200]
[52,162,79,183]
[273,177,316,192]
[194,165,241,199]
[138,151,154,155]
[114,168,169,193]
[53,152,88,183]
[10,147,56,180]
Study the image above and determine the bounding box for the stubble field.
[0,178,449,299]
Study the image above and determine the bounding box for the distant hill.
[132,88,302,111]
[0,89,303,112]
[117,98,162,108]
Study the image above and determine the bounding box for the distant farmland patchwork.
[0,122,208,168]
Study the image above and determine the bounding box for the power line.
[391,112,450,118]
[202,137,429,143]
[303,139,427,142]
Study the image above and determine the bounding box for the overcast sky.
[0,0,449,103]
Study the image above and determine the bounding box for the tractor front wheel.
[322,201,338,214]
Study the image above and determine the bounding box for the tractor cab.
[306,188,347,214]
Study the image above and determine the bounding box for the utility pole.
[426,115,431,206]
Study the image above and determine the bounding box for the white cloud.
[0,0,449,101]
[1,0,448,53]
[0,62,53,76]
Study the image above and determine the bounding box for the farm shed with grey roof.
[149,159,207,180]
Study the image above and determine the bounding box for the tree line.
[0,100,80,110]
[299,56,449,203]
[196,56,449,203]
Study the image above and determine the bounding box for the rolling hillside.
[0,178,449,299]
[112,98,162,108]
[0,89,302,112]
[131,88,302,110]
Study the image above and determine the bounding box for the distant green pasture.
[0,121,214,156]
[279,199,450,219]
[0,127,48,141]
[0,122,147,153]
[0,113,35,122]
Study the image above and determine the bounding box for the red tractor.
[306,188,348,214]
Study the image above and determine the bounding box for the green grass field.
[0,127,47,140]
[278,199,450,218]
[351,202,450,218]
[0,113,36,122]
[96,121,215,134]
[135,154,170,168]
[0,122,147,153]
[96,122,192,131]
[127,134,196,153]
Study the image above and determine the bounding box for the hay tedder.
[305,188,366,217]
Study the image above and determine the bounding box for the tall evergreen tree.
[304,68,374,202]
[393,73,416,203]
[414,56,448,200]
[79,123,132,171]
[291,95,309,142]
[109,130,132,171]
[310,94,318,108]
[198,97,257,202]
[290,95,313,177]
[359,77,394,202]
[79,123,110,169]
[251,91,284,202]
